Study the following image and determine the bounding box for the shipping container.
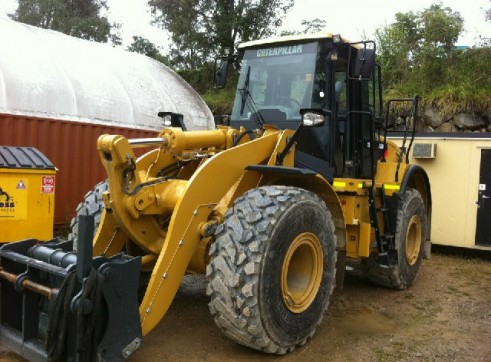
[0,114,159,225]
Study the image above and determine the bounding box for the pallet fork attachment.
[0,216,142,361]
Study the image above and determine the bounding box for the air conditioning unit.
[413,143,437,159]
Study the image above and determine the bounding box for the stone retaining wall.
[423,107,491,133]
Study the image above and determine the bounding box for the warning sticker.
[41,176,55,194]
[16,180,26,189]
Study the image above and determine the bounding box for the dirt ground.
[1,248,490,362]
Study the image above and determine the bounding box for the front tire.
[206,186,337,354]
[363,188,427,289]
[68,180,108,251]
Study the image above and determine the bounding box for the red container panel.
[0,114,159,225]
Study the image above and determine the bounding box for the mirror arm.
[276,123,304,166]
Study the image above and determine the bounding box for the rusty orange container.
[0,114,158,226]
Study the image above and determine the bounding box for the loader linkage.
[0,216,142,361]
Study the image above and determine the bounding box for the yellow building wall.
[389,136,491,250]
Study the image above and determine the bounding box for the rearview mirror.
[214,60,230,89]
[158,112,187,130]
[353,47,375,79]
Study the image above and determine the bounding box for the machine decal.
[0,178,27,219]
[257,44,303,57]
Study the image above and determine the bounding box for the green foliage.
[375,3,491,114]
[127,36,169,64]
[428,47,491,113]
[376,3,464,92]
[10,0,120,44]
[201,84,238,118]
[177,65,238,116]
[109,22,123,47]
[148,0,294,69]
[178,66,214,94]
[480,0,491,46]
[301,18,326,33]
[381,48,491,114]
[281,18,326,36]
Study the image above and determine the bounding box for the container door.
[476,149,491,246]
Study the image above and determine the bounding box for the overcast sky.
[1,0,490,49]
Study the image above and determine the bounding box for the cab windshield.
[231,42,322,122]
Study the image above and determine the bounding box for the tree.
[375,11,419,89]
[148,0,294,68]
[479,0,491,46]
[301,18,326,33]
[415,4,463,89]
[109,22,123,47]
[10,0,119,44]
[375,3,464,93]
[281,18,326,36]
[127,36,168,64]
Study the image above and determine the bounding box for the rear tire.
[206,186,337,354]
[362,188,427,289]
[68,181,108,251]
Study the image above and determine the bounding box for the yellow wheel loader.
[0,33,431,360]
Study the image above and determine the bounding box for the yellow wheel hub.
[405,215,422,265]
[281,232,323,313]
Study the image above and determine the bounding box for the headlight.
[301,111,325,127]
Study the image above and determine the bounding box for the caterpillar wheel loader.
[0,33,431,361]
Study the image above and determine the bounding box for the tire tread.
[206,186,337,354]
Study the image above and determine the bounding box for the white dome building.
[0,17,214,130]
[0,18,214,225]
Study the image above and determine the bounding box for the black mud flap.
[0,218,142,361]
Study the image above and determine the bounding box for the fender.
[400,164,432,257]
[246,164,347,251]
[400,164,432,219]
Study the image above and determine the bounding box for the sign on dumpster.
[41,176,55,194]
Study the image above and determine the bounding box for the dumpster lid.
[0,146,55,170]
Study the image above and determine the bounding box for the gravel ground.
[1,248,490,361]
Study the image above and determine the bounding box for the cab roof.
[238,32,352,49]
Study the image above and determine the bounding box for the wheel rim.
[405,215,422,265]
[281,232,323,313]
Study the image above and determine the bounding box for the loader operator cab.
[216,33,382,182]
